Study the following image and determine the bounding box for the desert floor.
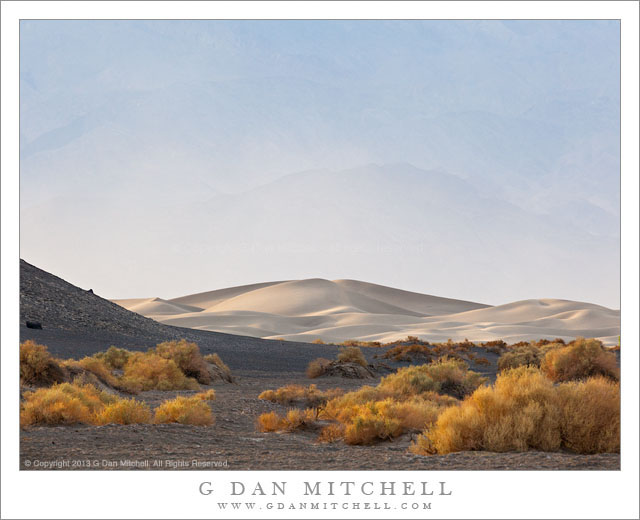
[20,367,620,471]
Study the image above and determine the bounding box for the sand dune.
[113,279,620,345]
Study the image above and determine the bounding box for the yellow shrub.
[153,395,214,426]
[306,358,331,378]
[195,389,216,401]
[255,409,315,433]
[318,423,346,443]
[413,367,620,455]
[557,376,620,453]
[378,358,486,399]
[541,337,619,382]
[96,399,152,425]
[337,346,368,367]
[153,340,211,384]
[258,384,342,408]
[20,383,117,427]
[20,340,67,386]
[312,339,325,344]
[73,357,119,387]
[93,346,131,369]
[122,352,199,391]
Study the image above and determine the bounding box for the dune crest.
[113,279,620,345]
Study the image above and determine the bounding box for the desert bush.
[341,340,381,348]
[306,358,331,378]
[475,357,491,366]
[20,340,67,386]
[312,339,325,344]
[153,340,211,384]
[540,337,619,382]
[337,346,368,367]
[203,353,233,382]
[256,411,281,432]
[93,346,131,370]
[96,398,152,425]
[195,389,216,401]
[383,343,433,362]
[498,345,545,371]
[122,352,200,391]
[317,423,346,443]
[255,409,316,433]
[480,340,507,354]
[378,358,486,399]
[153,395,214,426]
[411,366,620,455]
[556,376,620,453]
[258,384,342,408]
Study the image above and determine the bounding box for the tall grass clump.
[411,366,619,455]
[540,337,619,382]
[20,340,67,386]
[153,393,215,426]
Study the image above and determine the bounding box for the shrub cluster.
[122,352,200,392]
[340,340,382,348]
[93,346,131,369]
[306,358,332,378]
[20,383,151,427]
[411,366,619,455]
[382,343,433,363]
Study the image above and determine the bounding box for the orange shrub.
[153,395,214,426]
[383,343,433,362]
[540,337,619,382]
[20,340,67,386]
[312,339,325,344]
[153,340,211,384]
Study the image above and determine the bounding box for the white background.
[2,2,638,519]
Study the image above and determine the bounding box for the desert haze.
[113,279,620,345]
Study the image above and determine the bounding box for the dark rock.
[26,321,42,329]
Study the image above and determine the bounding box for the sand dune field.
[113,279,620,345]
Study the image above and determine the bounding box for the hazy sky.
[20,20,620,307]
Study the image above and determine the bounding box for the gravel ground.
[20,372,620,471]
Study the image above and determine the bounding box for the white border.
[2,2,638,519]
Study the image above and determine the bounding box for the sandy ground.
[113,279,620,345]
[20,371,620,471]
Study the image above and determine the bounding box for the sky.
[19,20,620,307]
